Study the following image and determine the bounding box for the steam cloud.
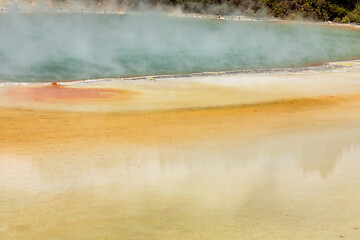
[0,11,360,82]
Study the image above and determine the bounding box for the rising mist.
[0,11,360,82]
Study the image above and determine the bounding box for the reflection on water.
[1,127,360,239]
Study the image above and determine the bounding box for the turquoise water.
[1,13,360,82]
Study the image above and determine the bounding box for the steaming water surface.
[1,13,360,82]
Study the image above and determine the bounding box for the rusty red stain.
[5,85,136,103]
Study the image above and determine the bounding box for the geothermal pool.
[2,61,360,240]
[0,13,360,82]
[2,12,360,240]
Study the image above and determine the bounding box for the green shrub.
[341,4,360,23]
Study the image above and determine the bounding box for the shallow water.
[1,62,360,239]
[1,13,360,82]
[1,122,360,240]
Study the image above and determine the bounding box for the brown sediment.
[3,85,138,103]
[295,57,356,68]
[320,22,360,32]
[278,20,360,32]
[1,94,360,154]
[301,61,328,67]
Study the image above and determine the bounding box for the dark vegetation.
[118,0,360,23]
